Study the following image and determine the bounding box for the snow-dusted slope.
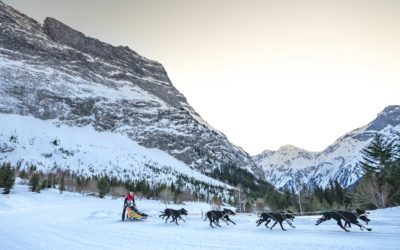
[0,114,231,193]
[0,0,260,187]
[254,106,400,190]
[1,184,399,250]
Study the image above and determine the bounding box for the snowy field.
[1,185,400,250]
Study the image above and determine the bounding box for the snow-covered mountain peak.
[261,145,316,160]
[367,105,400,131]
[276,144,318,155]
[0,0,261,193]
[254,106,400,190]
[379,105,400,115]
[277,144,301,152]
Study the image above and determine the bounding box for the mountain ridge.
[254,105,400,190]
[0,0,261,194]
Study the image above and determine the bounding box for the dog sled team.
[121,191,372,232]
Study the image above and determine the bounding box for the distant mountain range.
[253,105,400,190]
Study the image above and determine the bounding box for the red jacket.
[124,193,135,206]
[126,193,135,202]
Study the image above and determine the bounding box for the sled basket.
[127,207,148,221]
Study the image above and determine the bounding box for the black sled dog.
[344,209,370,228]
[256,211,295,231]
[204,208,236,228]
[315,208,372,232]
[159,208,188,225]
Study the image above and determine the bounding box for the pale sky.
[4,0,400,155]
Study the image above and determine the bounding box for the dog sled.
[123,201,148,221]
[126,207,148,221]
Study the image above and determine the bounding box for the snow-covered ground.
[1,185,399,250]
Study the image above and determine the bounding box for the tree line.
[0,163,232,205]
[2,133,398,212]
[208,133,400,213]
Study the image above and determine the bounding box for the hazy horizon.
[4,0,400,154]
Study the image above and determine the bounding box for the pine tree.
[359,134,394,174]
[356,136,398,208]
[97,175,111,198]
[383,141,400,203]
[333,181,344,206]
[0,166,3,188]
[59,174,65,194]
[76,175,87,193]
[52,175,57,188]
[124,179,135,192]
[19,169,27,179]
[40,179,48,190]
[309,195,323,211]
[29,173,40,193]
[47,173,53,188]
[0,163,15,194]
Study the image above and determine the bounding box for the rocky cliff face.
[254,106,400,190]
[0,1,260,186]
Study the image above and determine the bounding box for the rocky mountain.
[254,105,400,191]
[0,1,260,193]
